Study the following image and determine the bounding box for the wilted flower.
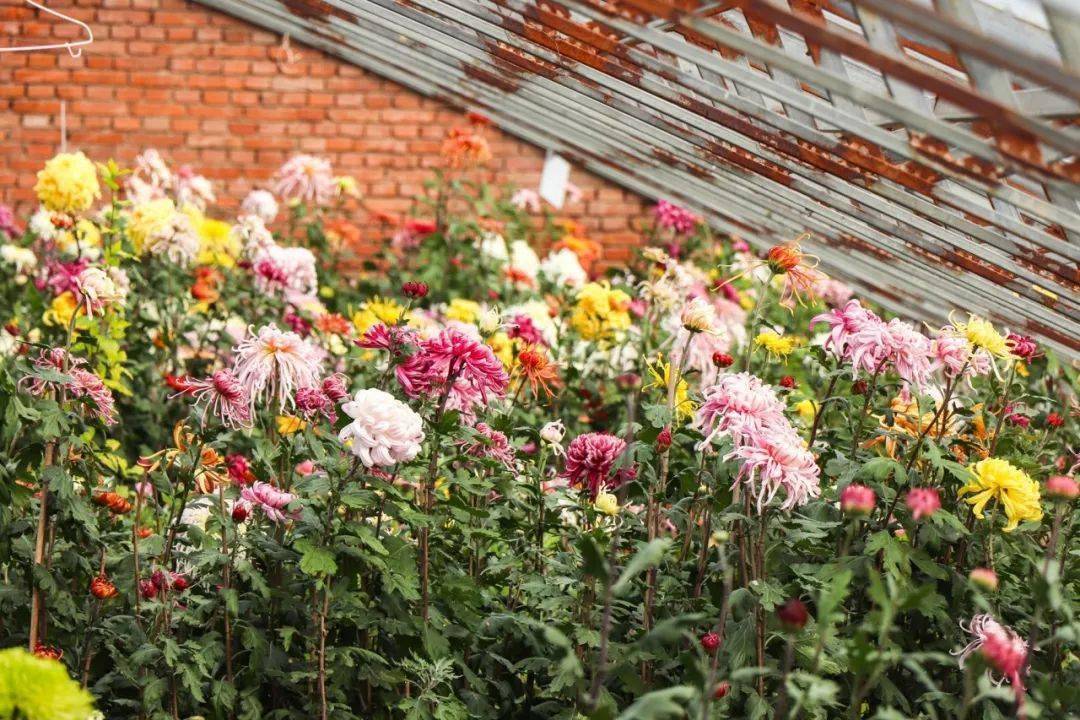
[441,126,492,168]
[295,386,336,423]
[540,420,566,449]
[905,487,941,520]
[21,347,117,425]
[339,388,425,467]
[239,481,298,523]
[514,346,560,399]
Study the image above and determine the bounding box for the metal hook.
[0,1,93,56]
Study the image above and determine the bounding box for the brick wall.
[0,0,652,264]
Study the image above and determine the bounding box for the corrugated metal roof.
[196,0,1080,359]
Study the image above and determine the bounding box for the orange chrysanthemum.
[316,312,353,336]
[441,127,492,169]
[514,346,560,398]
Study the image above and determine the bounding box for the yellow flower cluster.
[959,458,1043,532]
[128,198,176,253]
[187,208,239,267]
[445,298,482,325]
[34,152,100,213]
[754,330,799,360]
[570,282,631,342]
[352,297,409,334]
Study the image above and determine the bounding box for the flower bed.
[0,130,1076,720]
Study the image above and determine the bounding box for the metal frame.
[196,0,1080,359]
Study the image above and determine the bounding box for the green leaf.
[612,538,671,596]
[615,685,697,720]
[296,540,337,577]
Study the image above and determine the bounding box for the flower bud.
[1045,475,1078,502]
[851,379,868,395]
[401,281,429,299]
[594,491,619,517]
[840,484,876,517]
[904,487,941,521]
[712,352,734,368]
[478,307,502,335]
[231,502,250,523]
[968,567,999,592]
[779,375,796,389]
[89,576,118,600]
[777,598,808,631]
[713,681,731,699]
[700,632,721,654]
[680,297,715,334]
[1045,412,1063,428]
[139,579,158,600]
[540,421,565,446]
[656,426,672,452]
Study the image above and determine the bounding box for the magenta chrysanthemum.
[395,327,509,421]
[653,200,698,235]
[561,432,635,498]
[231,324,323,412]
[954,614,1029,712]
[180,369,252,428]
[295,386,336,423]
[461,422,515,467]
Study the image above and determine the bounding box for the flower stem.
[28,439,56,652]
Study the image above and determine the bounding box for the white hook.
[0,1,93,56]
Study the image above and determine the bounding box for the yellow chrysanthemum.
[352,297,408,333]
[959,458,1043,532]
[445,298,482,325]
[953,314,1011,358]
[43,291,79,327]
[54,219,102,257]
[570,282,632,341]
[34,151,100,213]
[646,355,695,423]
[128,198,176,253]
[754,330,799,360]
[794,398,817,425]
[594,491,619,516]
[276,415,306,435]
[183,208,239,267]
[487,331,514,368]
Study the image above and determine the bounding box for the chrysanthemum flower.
[339,388,425,467]
[513,346,560,398]
[954,614,1029,713]
[273,154,335,206]
[905,487,941,520]
[460,422,515,467]
[754,330,799,360]
[180,369,252,428]
[725,425,820,512]
[765,240,820,305]
[395,327,509,420]
[21,347,117,425]
[34,152,100,214]
[239,481,298,523]
[952,314,1012,359]
[0,647,95,720]
[654,200,698,235]
[840,484,876,515]
[440,126,492,168]
[240,189,279,223]
[561,432,635,498]
[231,324,323,412]
[695,372,787,448]
[295,386,336,423]
[646,356,695,423]
[959,458,1043,532]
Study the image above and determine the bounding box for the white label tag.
[538,151,571,209]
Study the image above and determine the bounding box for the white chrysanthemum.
[540,248,588,287]
[1,244,37,274]
[339,388,425,467]
[240,189,279,224]
[477,231,509,262]
[508,240,540,280]
[28,207,56,241]
[233,214,276,258]
[252,243,319,303]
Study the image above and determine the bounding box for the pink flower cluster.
[654,200,698,235]
[396,327,509,421]
[695,372,820,512]
[561,432,636,498]
[21,347,117,425]
[239,481,298,523]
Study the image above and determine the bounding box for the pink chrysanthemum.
[395,327,509,421]
[905,487,941,520]
[21,347,117,425]
[321,373,349,402]
[232,324,323,412]
[252,244,318,304]
[356,323,417,355]
[0,204,21,238]
[507,314,547,347]
[272,154,335,206]
[561,432,635,498]
[724,425,820,512]
[180,369,252,428]
[239,481,298,523]
[295,386,336,423]
[695,372,787,448]
[461,422,516,467]
[654,200,698,235]
[884,319,934,389]
[840,483,876,515]
[954,615,1029,714]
